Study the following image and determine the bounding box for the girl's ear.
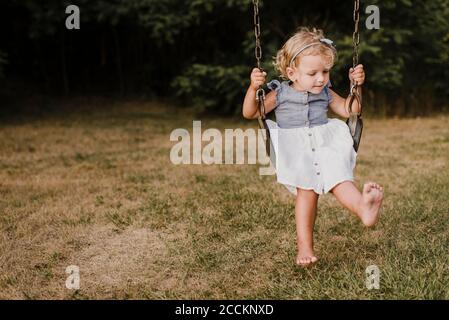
[286,67,296,81]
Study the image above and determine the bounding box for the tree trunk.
[60,31,69,96]
[113,27,125,97]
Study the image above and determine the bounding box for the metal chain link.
[347,0,362,144]
[252,0,266,120]
[349,0,361,117]
[253,0,262,70]
[352,0,360,68]
[252,0,269,157]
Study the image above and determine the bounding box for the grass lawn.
[1,100,448,299]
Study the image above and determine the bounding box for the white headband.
[289,38,335,66]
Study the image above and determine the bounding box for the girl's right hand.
[250,68,267,90]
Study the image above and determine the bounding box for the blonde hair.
[273,27,337,79]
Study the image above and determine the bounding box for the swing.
[251,0,363,154]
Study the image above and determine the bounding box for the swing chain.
[352,0,360,68]
[349,0,361,116]
[346,0,363,151]
[252,0,270,157]
[253,0,263,70]
[252,0,266,120]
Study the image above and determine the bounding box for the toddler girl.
[242,27,384,266]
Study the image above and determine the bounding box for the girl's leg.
[330,181,384,227]
[295,188,319,266]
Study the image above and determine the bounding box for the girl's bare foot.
[359,182,384,227]
[296,244,318,267]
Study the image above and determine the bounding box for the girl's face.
[286,55,331,94]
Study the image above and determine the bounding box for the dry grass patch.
[1,101,448,299]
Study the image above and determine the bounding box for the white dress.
[264,80,357,196]
[266,80,357,195]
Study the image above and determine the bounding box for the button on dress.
[265,80,357,196]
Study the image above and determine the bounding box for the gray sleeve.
[267,79,283,108]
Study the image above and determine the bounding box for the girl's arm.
[328,64,365,119]
[242,89,277,119]
[328,86,362,119]
[242,68,277,119]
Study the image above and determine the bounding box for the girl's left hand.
[349,64,365,85]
